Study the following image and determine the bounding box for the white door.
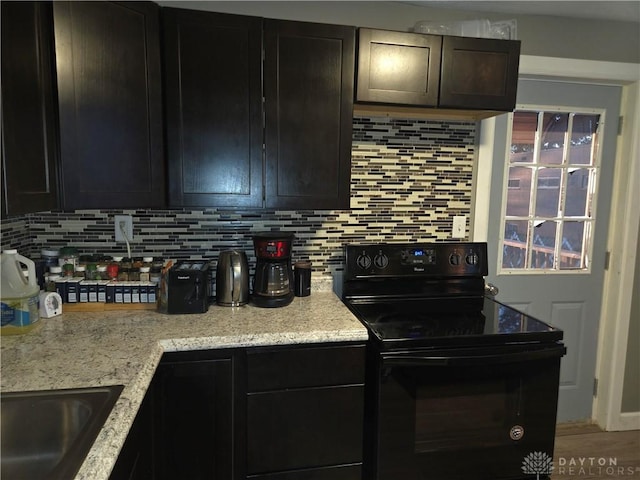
[484,79,621,422]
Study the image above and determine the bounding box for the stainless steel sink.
[1,385,123,479]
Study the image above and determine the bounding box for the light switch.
[452,216,466,238]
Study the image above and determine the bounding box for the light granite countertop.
[0,286,367,480]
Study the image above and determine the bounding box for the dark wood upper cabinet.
[356,28,441,107]
[440,35,520,110]
[1,1,59,217]
[164,12,355,210]
[356,28,521,112]
[53,1,164,210]
[264,20,355,210]
[163,8,263,208]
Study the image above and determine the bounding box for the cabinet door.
[163,8,263,208]
[154,358,234,479]
[440,36,520,111]
[1,1,59,216]
[264,20,354,210]
[247,386,364,475]
[53,1,164,209]
[110,389,152,480]
[248,464,362,480]
[356,28,441,107]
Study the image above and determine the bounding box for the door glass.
[531,221,557,269]
[540,113,568,165]
[560,221,587,270]
[535,168,562,217]
[510,112,537,164]
[569,114,599,165]
[501,109,602,272]
[503,220,529,269]
[506,167,531,216]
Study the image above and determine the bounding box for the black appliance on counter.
[166,261,209,314]
[342,242,566,480]
[251,232,295,308]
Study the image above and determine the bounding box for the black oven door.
[369,343,566,480]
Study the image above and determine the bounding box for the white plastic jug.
[1,249,40,334]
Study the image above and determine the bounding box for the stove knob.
[510,425,525,441]
[466,253,479,265]
[374,254,389,269]
[356,254,372,270]
[449,253,461,266]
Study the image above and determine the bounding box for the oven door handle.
[382,345,566,367]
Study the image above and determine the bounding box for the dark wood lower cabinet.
[153,353,236,480]
[112,343,365,480]
[110,390,152,480]
[246,344,365,479]
[247,386,364,475]
[247,464,362,480]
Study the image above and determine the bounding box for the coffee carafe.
[251,232,294,308]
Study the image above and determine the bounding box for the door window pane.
[569,114,598,165]
[560,222,586,270]
[531,221,557,269]
[535,168,562,217]
[503,221,528,268]
[510,112,537,164]
[506,167,531,216]
[500,108,601,273]
[540,113,568,165]
[565,168,591,216]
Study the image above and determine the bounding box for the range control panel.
[345,242,488,279]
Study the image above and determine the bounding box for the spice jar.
[75,265,86,278]
[139,266,150,282]
[59,246,79,269]
[96,265,108,280]
[107,263,119,280]
[41,248,59,270]
[129,267,141,282]
[46,274,61,292]
[85,263,98,280]
[62,263,75,277]
[117,267,130,282]
[149,267,162,285]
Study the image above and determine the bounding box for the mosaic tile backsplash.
[1,116,476,276]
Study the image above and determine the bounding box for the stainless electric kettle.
[216,250,249,306]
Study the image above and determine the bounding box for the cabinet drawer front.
[247,344,365,392]
[247,386,364,475]
[247,464,361,480]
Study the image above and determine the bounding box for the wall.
[155,1,640,64]
[0,116,476,276]
[622,220,640,412]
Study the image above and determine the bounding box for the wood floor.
[552,423,640,479]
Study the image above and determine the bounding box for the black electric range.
[342,242,563,350]
[342,242,566,480]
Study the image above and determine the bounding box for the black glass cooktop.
[345,296,563,348]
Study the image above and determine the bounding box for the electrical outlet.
[452,215,466,239]
[114,215,133,242]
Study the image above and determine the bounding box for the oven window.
[415,374,521,453]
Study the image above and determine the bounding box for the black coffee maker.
[251,232,294,308]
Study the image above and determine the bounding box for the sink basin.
[1,385,123,479]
